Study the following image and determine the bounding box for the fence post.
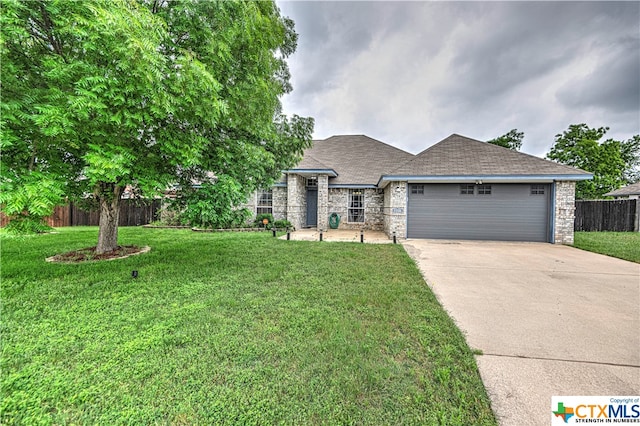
[635,199,640,232]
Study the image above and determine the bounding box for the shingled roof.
[293,135,414,186]
[604,181,640,197]
[386,134,592,178]
[287,133,591,186]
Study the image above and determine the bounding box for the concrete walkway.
[279,229,393,244]
[402,239,640,426]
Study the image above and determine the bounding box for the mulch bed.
[46,245,150,263]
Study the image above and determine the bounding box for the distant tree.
[546,124,639,199]
[488,129,524,151]
[1,0,313,251]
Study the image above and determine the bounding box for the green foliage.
[1,0,313,247]
[0,171,64,234]
[1,228,496,425]
[254,213,275,228]
[175,175,251,229]
[3,216,53,235]
[272,219,292,230]
[546,124,639,199]
[487,129,524,151]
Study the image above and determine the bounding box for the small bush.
[272,219,292,230]
[3,215,53,235]
[254,213,274,228]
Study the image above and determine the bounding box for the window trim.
[530,184,545,195]
[348,189,365,223]
[256,189,273,215]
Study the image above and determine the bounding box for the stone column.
[317,175,329,231]
[554,181,576,244]
[383,181,407,238]
[287,174,305,230]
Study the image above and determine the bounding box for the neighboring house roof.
[379,134,592,185]
[291,135,414,186]
[604,181,640,197]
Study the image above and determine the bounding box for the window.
[256,190,273,215]
[531,185,545,195]
[477,185,492,195]
[306,177,317,188]
[348,189,365,222]
[460,184,474,195]
[411,184,424,195]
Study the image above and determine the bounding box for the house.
[245,134,592,244]
[604,181,640,200]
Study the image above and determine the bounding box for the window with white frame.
[348,189,365,222]
[256,190,273,215]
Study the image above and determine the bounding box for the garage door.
[407,183,551,242]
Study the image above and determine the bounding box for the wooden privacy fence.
[1,199,161,227]
[574,199,639,232]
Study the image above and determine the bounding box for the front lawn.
[1,228,496,425]
[573,231,640,263]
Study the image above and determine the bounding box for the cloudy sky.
[277,1,640,157]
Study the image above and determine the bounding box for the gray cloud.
[278,1,640,157]
[556,36,640,113]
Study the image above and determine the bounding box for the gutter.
[376,174,594,187]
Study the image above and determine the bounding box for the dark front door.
[306,189,318,227]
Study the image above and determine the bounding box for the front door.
[306,189,318,227]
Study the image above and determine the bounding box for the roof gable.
[388,134,592,177]
[292,135,414,185]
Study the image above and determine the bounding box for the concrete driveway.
[402,240,640,426]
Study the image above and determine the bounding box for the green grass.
[573,231,640,263]
[1,227,496,425]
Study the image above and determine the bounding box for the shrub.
[173,175,251,229]
[254,213,274,228]
[3,215,53,234]
[272,219,292,230]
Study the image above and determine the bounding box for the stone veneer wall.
[554,181,576,244]
[243,187,287,222]
[286,174,306,230]
[272,187,287,221]
[327,188,384,231]
[317,175,329,230]
[383,181,407,238]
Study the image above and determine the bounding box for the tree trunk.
[96,185,122,254]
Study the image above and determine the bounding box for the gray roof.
[604,181,640,197]
[294,135,414,185]
[387,134,592,177]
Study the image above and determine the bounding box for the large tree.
[487,129,524,151]
[546,124,639,199]
[1,0,313,252]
